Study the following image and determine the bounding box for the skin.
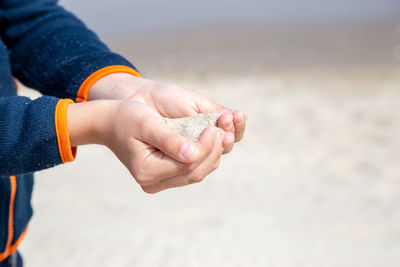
[67,73,247,193]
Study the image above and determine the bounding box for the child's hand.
[67,100,225,193]
[89,73,248,154]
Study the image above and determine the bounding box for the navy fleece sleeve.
[0,96,64,176]
[0,0,138,100]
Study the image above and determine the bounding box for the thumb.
[136,116,199,163]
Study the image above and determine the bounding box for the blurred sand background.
[16,0,400,266]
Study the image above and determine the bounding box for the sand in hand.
[164,113,222,142]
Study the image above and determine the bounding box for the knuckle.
[135,175,147,186]
[134,170,154,186]
[213,160,220,171]
[188,173,205,184]
[131,159,158,186]
[141,185,158,194]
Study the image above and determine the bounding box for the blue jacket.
[0,0,138,260]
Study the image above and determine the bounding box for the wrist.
[67,100,119,146]
[76,65,140,102]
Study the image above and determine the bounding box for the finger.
[222,132,234,154]
[218,112,233,130]
[141,128,224,194]
[136,116,199,163]
[218,114,235,147]
[223,144,234,154]
[233,110,247,142]
[134,125,219,186]
[130,141,197,186]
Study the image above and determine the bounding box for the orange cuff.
[76,65,141,103]
[55,99,77,163]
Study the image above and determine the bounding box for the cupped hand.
[89,73,248,154]
[67,100,225,193]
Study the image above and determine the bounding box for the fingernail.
[180,143,197,160]
[225,120,233,129]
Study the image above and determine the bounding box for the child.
[0,0,247,266]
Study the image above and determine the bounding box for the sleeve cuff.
[55,99,77,163]
[76,65,141,103]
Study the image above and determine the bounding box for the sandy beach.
[17,22,400,266]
